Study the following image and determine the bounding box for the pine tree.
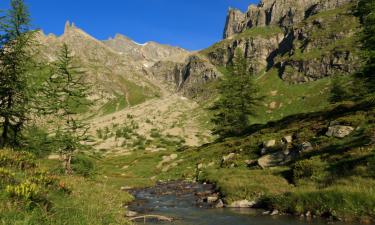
[211,50,261,138]
[357,0,375,93]
[43,43,91,174]
[0,0,35,147]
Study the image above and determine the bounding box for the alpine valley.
[0,0,374,225]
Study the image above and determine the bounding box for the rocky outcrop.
[202,0,361,84]
[203,31,284,73]
[150,55,222,98]
[223,0,354,39]
[277,5,362,83]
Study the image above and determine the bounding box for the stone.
[125,210,138,217]
[326,125,354,138]
[222,153,236,163]
[258,152,285,168]
[271,209,279,216]
[260,148,268,155]
[120,186,132,191]
[264,140,276,148]
[227,199,256,208]
[299,142,313,152]
[282,135,293,144]
[170,154,178,160]
[215,199,224,208]
[207,196,219,203]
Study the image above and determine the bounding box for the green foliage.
[292,157,327,183]
[0,167,16,186]
[0,0,36,147]
[5,181,43,207]
[0,149,35,169]
[211,50,261,137]
[329,76,353,103]
[357,0,375,93]
[41,44,92,174]
[71,154,96,177]
[21,125,54,157]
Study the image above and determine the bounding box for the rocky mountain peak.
[223,0,354,39]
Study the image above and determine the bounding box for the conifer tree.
[357,0,375,93]
[0,0,35,147]
[43,43,91,174]
[211,50,261,137]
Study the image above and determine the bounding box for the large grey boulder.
[258,152,285,168]
[326,125,354,138]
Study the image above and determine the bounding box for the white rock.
[228,199,256,208]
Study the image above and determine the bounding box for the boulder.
[215,199,224,208]
[258,152,285,168]
[125,210,138,217]
[326,125,354,138]
[264,140,277,148]
[222,153,236,163]
[271,209,279,216]
[299,142,313,152]
[282,135,293,144]
[227,199,256,208]
[207,196,219,203]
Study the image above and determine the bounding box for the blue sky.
[0,0,259,50]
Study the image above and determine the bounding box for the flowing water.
[128,181,359,225]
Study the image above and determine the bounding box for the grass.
[0,150,133,225]
[250,68,333,124]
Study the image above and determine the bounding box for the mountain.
[36,21,191,114]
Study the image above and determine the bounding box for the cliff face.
[150,55,222,98]
[223,0,354,39]
[200,0,362,84]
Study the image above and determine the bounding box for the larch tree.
[0,0,35,147]
[211,50,261,138]
[43,43,91,174]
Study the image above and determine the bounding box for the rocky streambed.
[125,181,355,225]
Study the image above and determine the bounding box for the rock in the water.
[326,125,354,138]
[227,199,256,208]
[125,210,138,217]
[206,196,219,203]
[215,199,224,208]
[258,152,285,168]
[271,209,279,216]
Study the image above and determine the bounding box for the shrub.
[71,154,96,177]
[6,181,44,208]
[0,149,36,169]
[0,167,16,187]
[292,157,327,183]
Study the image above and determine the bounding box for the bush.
[6,181,45,208]
[0,149,36,169]
[0,167,16,187]
[292,157,327,183]
[71,154,96,177]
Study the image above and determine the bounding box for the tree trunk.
[1,95,13,148]
[64,154,73,175]
[1,117,10,148]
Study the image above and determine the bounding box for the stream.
[127,181,359,225]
